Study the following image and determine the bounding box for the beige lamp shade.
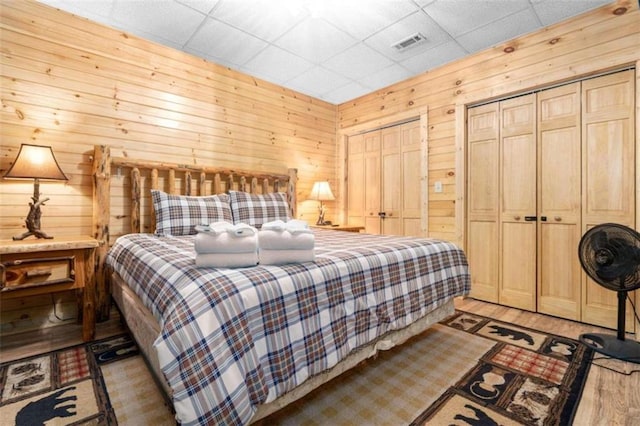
[4,144,68,181]
[309,181,335,201]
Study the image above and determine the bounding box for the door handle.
[524,216,537,221]
[378,212,386,218]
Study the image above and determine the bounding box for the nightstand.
[0,236,100,342]
[311,225,364,233]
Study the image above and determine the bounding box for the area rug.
[261,311,594,426]
[412,312,594,425]
[0,334,174,425]
[0,312,593,425]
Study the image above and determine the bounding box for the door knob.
[514,215,521,220]
[554,216,562,222]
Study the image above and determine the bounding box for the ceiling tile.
[414,0,437,6]
[401,40,468,73]
[176,0,220,14]
[531,0,612,26]
[323,81,373,104]
[323,43,394,81]
[364,10,452,62]
[242,46,314,84]
[456,8,541,52]
[319,0,420,40]
[186,17,268,66]
[424,0,531,37]
[359,64,414,92]
[286,66,351,99]
[110,0,206,45]
[210,0,308,42]
[276,17,359,63]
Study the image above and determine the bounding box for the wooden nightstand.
[311,225,365,233]
[0,237,100,342]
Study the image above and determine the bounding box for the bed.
[91,145,470,425]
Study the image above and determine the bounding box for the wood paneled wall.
[338,0,639,243]
[0,0,337,240]
[2,1,637,244]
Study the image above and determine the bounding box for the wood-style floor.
[1,298,639,424]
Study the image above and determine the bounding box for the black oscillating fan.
[578,223,640,363]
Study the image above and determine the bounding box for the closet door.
[467,103,500,303]
[499,95,537,311]
[381,127,402,235]
[364,131,382,234]
[581,70,636,330]
[347,133,365,227]
[401,121,422,237]
[537,83,582,320]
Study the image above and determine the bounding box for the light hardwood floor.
[1,298,639,424]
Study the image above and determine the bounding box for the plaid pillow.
[229,190,291,228]
[151,190,233,236]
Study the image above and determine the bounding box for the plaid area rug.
[0,334,174,425]
[0,313,593,425]
[262,312,594,425]
[412,312,594,425]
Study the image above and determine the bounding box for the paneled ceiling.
[38,0,612,104]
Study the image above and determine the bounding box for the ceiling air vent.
[392,32,427,51]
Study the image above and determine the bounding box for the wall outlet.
[434,181,443,193]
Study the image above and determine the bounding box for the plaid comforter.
[106,229,470,425]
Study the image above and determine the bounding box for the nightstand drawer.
[1,255,76,291]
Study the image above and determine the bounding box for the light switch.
[434,181,443,193]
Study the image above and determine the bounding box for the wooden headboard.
[91,145,297,320]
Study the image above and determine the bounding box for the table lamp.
[309,181,335,225]
[3,144,68,240]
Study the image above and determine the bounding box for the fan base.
[579,333,640,364]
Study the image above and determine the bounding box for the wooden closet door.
[381,127,402,235]
[581,70,636,330]
[347,133,365,227]
[467,103,500,303]
[499,95,537,311]
[537,83,582,320]
[364,131,381,234]
[401,121,422,237]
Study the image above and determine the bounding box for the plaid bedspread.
[106,229,470,425]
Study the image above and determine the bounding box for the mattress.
[106,228,470,425]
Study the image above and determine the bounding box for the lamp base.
[13,229,54,240]
[14,191,54,240]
